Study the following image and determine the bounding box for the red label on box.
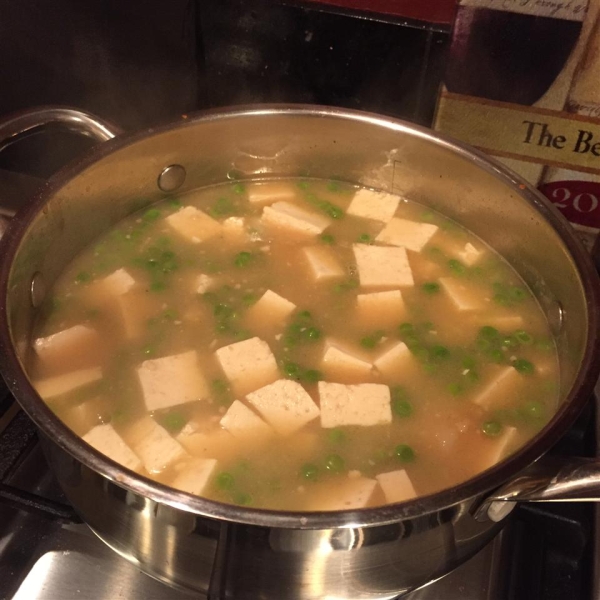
[539,180,600,230]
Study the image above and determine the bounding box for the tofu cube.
[353,244,414,289]
[220,400,274,441]
[477,427,518,471]
[83,423,143,472]
[221,217,249,242]
[261,201,332,238]
[166,206,222,244]
[244,290,296,333]
[215,337,279,397]
[457,242,484,267]
[62,397,110,436]
[376,469,417,503]
[115,291,161,340]
[306,477,378,511]
[126,416,188,474]
[375,218,439,252]
[33,325,100,371]
[320,340,373,382]
[356,290,405,328]
[247,182,297,206]
[439,277,486,312]
[171,458,218,496]
[246,379,321,436]
[98,268,136,296]
[373,342,415,378]
[471,366,524,409]
[137,350,209,411]
[302,246,345,282]
[346,188,400,223]
[177,428,240,462]
[196,273,218,294]
[34,367,103,400]
[319,382,392,428]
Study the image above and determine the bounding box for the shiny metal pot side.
[0,105,598,598]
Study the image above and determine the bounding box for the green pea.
[509,286,527,301]
[394,444,415,462]
[515,330,533,344]
[462,356,477,370]
[502,335,519,348]
[242,293,258,306]
[447,382,463,396]
[300,463,319,480]
[479,326,499,340]
[513,358,535,374]
[232,183,245,194]
[234,251,253,268]
[320,233,335,245]
[283,362,301,378]
[327,180,341,192]
[448,259,466,274]
[143,208,161,222]
[303,369,322,383]
[298,310,312,320]
[150,281,167,292]
[304,327,321,341]
[398,322,414,335]
[297,181,310,190]
[489,348,505,363]
[216,472,235,490]
[233,491,252,505]
[142,344,155,357]
[167,198,182,208]
[75,271,92,284]
[162,308,178,320]
[324,203,344,219]
[422,282,441,294]
[521,400,545,420]
[357,233,372,244]
[212,379,229,395]
[328,429,346,444]
[431,345,450,360]
[392,398,413,418]
[465,370,480,382]
[214,303,235,319]
[482,420,502,436]
[324,454,345,473]
[360,330,384,349]
[161,411,187,432]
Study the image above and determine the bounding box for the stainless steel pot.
[0,105,599,599]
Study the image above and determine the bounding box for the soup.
[28,179,559,511]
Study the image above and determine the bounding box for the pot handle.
[0,106,122,235]
[474,455,600,522]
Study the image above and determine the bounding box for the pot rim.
[1,104,599,529]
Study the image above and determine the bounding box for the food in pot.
[28,179,559,510]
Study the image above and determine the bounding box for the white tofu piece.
[220,400,274,441]
[246,379,320,436]
[373,342,415,378]
[62,397,108,435]
[306,477,378,511]
[353,244,414,289]
[247,182,298,206]
[33,325,100,368]
[346,188,400,223]
[83,423,143,472]
[320,340,373,382]
[244,290,296,332]
[99,268,136,296]
[171,458,218,496]
[215,337,279,397]
[302,246,345,282]
[127,416,188,474]
[177,428,240,462]
[34,367,103,400]
[136,350,209,411]
[471,314,525,331]
[261,201,332,238]
[319,382,391,428]
[471,366,523,409]
[376,469,417,503]
[356,290,405,328]
[196,273,218,294]
[439,277,486,312]
[478,427,518,470]
[457,242,484,267]
[115,291,160,339]
[375,218,439,252]
[221,217,249,241]
[166,206,222,244]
